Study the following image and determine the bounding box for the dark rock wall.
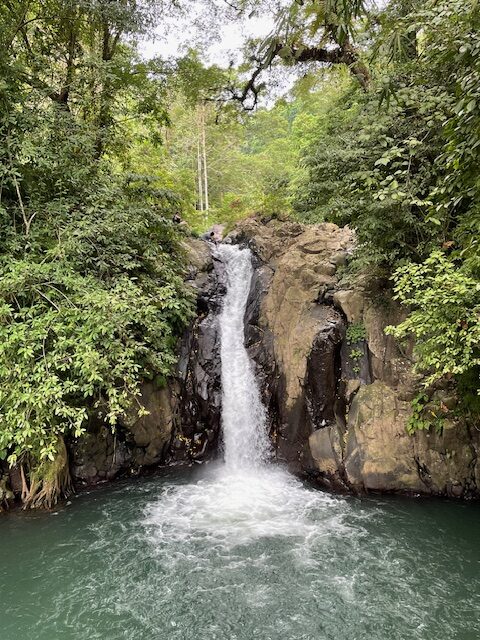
[173,246,226,462]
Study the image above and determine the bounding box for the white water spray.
[215,244,271,469]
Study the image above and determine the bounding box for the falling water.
[215,243,271,469]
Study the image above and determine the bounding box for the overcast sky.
[139,0,386,64]
[139,6,275,65]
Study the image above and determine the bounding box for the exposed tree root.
[22,438,73,510]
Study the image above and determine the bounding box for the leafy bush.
[296,83,443,274]
[346,323,367,345]
[405,393,445,436]
[295,0,480,420]
[387,252,480,386]
[0,199,193,467]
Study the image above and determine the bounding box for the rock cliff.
[69,236,225,487]
[229,217,480,498]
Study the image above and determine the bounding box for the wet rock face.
[231,218,353,471]
[304,309,345,430]
[70,380,177,485]
[276,306,345,472]
[244,263,277,431]
[71,424,130,485]
[173,240,225,462]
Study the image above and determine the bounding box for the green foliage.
[294,0,480,412]
[346,323,366,345]
[135,64,353,233]
[349,348,363,361]
[296,0,479,267]
[0,0,193,476]
[457,369,480,419]
[424,1,480,273]
[0,188,193,468]
[387,252,480,386]
[296,80,444,272]
[406,393,444,436]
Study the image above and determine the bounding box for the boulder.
[413,421,478,497]
[343,381,423,492]
[122,382,177,466]
[308,380,480,497]
[333,289,365,323]
[309,426,343,478]
[71,424,130,484]
[183,237,212,274]
[362,301,417,392]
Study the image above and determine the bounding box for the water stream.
[145,244,332,550]
[216,244,271,470]
[1,245,480,639]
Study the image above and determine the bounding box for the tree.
[294,0,480,424]
[0,0,194,507]
[229,0,370,108]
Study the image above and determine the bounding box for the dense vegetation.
[292,0,480,420]
[0,0,193,506]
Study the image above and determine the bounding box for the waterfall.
[145,241,337,550]
[215,244,271,470]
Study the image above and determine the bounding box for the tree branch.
[229,42,283,110]
[233,38,370,109]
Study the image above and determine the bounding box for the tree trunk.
[197,121,204,211]
[201,104,209,217]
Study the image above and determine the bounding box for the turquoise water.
[1,466,479,640]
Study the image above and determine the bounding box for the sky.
[139,0,388,64]
[139,4,275,65]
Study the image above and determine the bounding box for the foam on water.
[144,466,348,549]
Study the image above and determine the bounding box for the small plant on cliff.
[350,348,364,360]
[406,393,446,436]
[346,323,366,345]
[406,393,431,435]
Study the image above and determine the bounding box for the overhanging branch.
[232,39,370,109]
